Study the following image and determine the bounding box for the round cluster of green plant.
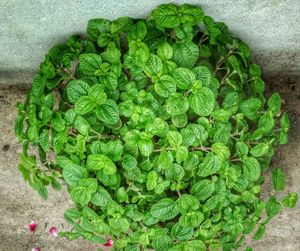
[15,3,297,251]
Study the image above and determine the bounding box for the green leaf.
[250,143,269,157]
[236,141,249,157]
[51,112,66,132]
[249,63,261,77]
[128,40,150,66]
[165,163,185,180]
[177,194,199,213]
[124,130,140,147]
[189,87,215,116]
[280,112,290,131]
[175,145,188,164]
[87,18,110,41]
[99,71,118,90]
[157,150,173,170]
[53,131,66,154]
[64,208,82,224]
[181,124,208,146]
[186,240,206,251]
[88,84,107,104]
[152,235,173,251]
[191,179,215,201]
[100,140,123,161]
[167,131,182,147]
[166,93,189,115]
[122,154,137,170]
[128,21,147,41]
[157,42,174,61]
[272,168,285,191]
[80,178,98,193]
[117,187,129,202]
[61,163,88,187]
[243,157,261,182]
[211,109,231,123]
[184,153,200,171]
[70,178,98,206]
[279,131,288,145]
[111,16,132,33]
[222,91,240,114]
[31,175,48,200]
[31,74,45,97]
[266,196,281,218]
[138,138,153,157]
[212,142,230,160]
[39,129,49,151]
[91,187,112,207]
[143,54,163,77]
[67,80,90,103]
[179,211,204,228]
[253,224,266,240]
[79,53,102,75]
[203,195,220,212]
[154,75,176,98]
[172,113,188,128]
[267,93,281,115]
[258,112,274,133]
[75,96,95,115]
[192,66,211,87]
[151,4,180,28]
[251,77,265,94]
[87,154,116,174]
[179,4,204,26]
[150,198,179,221]
[101,42,121,64]
[74,116,90,136]
[124,167,142,182]
[175,25,194,41]
[171,223,194,241]
[146,171,158,191]
[197,154,222,177]
[146,118,167,136]
[97,32,111,47]
[282,192,298,208]
[173,67,196,90]
[240,98,262,120]
[172,40,199,68]
[96,99,119,124]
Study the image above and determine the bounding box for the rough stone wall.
[1,0,300,85]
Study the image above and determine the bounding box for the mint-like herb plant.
[15,4,298,251]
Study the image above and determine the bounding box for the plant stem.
[153,146,211,153]
[230,158,241,162]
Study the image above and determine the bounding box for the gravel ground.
[0,81,299,251]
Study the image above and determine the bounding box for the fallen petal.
[29,221,37,232]
[49,226,58,237]
[32,248,40,251]
[103,239,113,247]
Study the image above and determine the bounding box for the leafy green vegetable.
[16,3,297,250]
[272,168,285,191]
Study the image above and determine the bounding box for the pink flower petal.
[29,221,37,232]
[103,239,113,247]
[49,226,58,237]
[32,248,40,251]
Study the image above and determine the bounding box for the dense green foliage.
[15,3,297,251]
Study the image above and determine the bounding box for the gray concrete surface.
[0,82,299,250]
[1,0,300,85]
